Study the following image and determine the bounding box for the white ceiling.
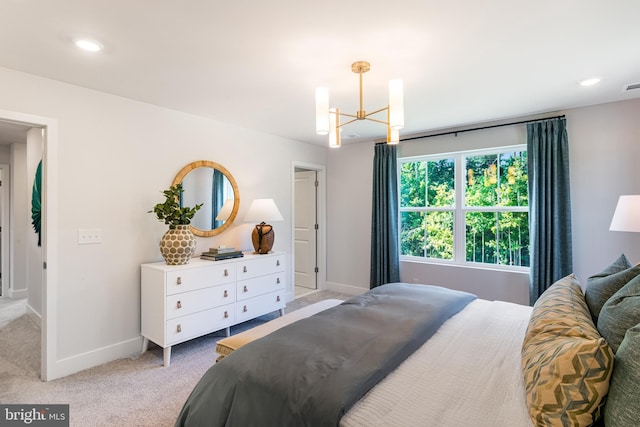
[1,0,639,146]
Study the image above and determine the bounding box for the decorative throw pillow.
[585,254,639,322]
[522,274,614,426]
[597,274,640,353]
[604,323,640,427]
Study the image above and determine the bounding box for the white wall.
[10,143,27,299]
[0,66,326,379]
[326,98,640,305]
[567,98,640,283]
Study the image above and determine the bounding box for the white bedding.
[341,299,535,427]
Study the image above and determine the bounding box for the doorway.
[0,110,57,381]
[292,162,325,299]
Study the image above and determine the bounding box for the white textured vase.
[160,224,196,265]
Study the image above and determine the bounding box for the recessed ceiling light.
[579,77,601,87]
[74,38,104,52]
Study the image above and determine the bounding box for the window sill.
[400,256,530,275]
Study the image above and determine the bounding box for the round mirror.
[172,160,240,237]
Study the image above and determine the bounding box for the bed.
[175,268,640,427]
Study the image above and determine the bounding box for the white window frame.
[399,144,529,272]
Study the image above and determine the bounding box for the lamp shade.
[329,108,341,148]
[215,199,234,221]
[388,78,404,130]
[244,199,283,223]
[610,195,640,232]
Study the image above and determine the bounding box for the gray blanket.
[176,283,476,427]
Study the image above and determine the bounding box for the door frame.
[0,109,58,381]
[0,164,9,298]
[291,161,326,299]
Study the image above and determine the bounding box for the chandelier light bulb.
[389,79,404,130]
[329,108,341,148]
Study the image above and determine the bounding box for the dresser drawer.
[166,263,235,295]
[166,284,236,320]
[237,272,285,301]
[235,290,285,323]
[236,255,285,280]
[166,303,235,345]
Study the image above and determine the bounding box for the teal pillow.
[585,254,639,322]
[604,323,640,427]
[597,274,640,353]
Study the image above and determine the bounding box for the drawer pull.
[243,266,248,273]
[224,290,228,298]
[224,311,229,319]
[176,277,182,285]
[176,324,182,333]
[224,269,229,277]
[277,295,281,302]
[276,277,281,284]
[243,285,248,293]
[276,260,280,266]
[176,301,182,309]
[243,305,248,313]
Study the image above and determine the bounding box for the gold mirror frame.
[172,160,240,237]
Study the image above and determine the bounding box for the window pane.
[497,212,530,267]
[499,151,528,207]
[401,211,454,260]
[400,211,425,256]
[427,158,455,207]
[465,211,530,267]
[425,211,454,260]
[465,154,498,206]
[400,161,426,207]
[465,212,497,264]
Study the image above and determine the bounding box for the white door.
[294,171,317,290]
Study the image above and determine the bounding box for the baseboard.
[51,336,143,380]
[324,281,367,296]
[25,303,41,328]
[9,288,27,299]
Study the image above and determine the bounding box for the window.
[399,146,529,269]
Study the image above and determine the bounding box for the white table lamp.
[215,199,234,222]
[610,195,640,232]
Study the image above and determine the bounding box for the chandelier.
[315,61,404,147]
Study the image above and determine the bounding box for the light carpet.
[0,290,351,426]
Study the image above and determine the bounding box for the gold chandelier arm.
[364,105,389,117]
[339,112,358,119]
[365,117,390,125]
[338,118,359,127]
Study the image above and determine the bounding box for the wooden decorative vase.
[160,224,196,265]
[251,222,275,254]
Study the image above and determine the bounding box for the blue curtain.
[370,144,400,288]
[212,169,225,229]
[527,117,573,304]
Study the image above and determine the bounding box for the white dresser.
[141,251,286,366]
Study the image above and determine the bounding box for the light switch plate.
[78,228,102,244]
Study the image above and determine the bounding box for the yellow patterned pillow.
[521,274,614,426]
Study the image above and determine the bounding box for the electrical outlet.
[78,228,102,244]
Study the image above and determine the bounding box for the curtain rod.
[398,114,566,142]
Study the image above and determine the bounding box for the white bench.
[215,299,344,361]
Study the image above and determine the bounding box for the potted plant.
[150,184,203,265]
